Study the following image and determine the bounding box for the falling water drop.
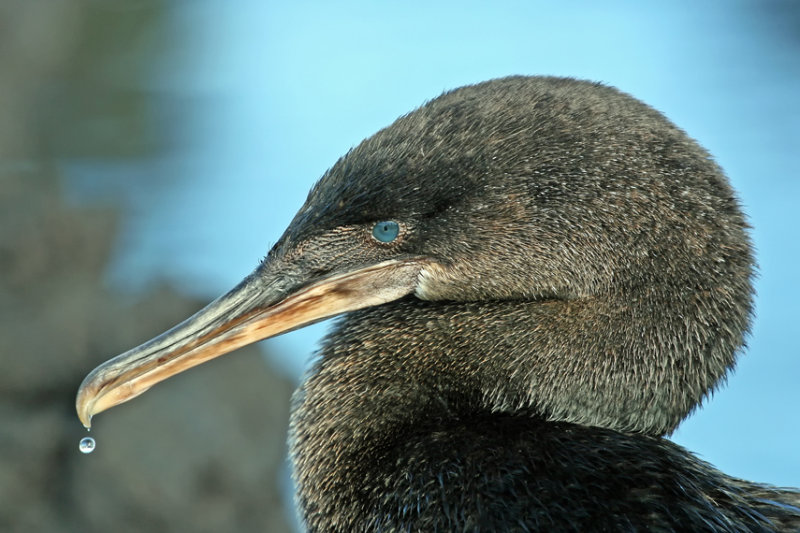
[79,436,96,454]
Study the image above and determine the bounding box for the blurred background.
[1,1,797,531]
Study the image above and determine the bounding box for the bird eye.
[372,221,400,243]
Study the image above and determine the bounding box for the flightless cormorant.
[78,76,800,532]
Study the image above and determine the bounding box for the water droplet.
[79,436,96,454]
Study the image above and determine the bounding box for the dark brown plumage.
[77,76,800,532]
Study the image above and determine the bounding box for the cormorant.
[77,76,800,532]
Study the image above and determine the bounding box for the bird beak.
[76,258,426,428]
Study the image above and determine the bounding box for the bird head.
[77,77,754,434]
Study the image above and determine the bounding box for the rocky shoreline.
[1,175,294,532]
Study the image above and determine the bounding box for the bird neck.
[289,287,747,527]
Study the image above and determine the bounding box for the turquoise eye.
[372,221,400,243]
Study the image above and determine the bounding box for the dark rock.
[0,171,295,533]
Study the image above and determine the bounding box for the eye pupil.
[372,221,400,243]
